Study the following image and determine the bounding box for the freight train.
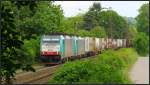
[40,33,131,65]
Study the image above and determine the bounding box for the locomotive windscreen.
[41,35,60,52]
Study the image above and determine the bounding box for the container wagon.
[40,34,129,65]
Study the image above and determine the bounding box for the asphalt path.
[129,56,149,84]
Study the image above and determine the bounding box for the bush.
[93,48,138,84]
[49,48,138,84]
[133,32,149,56]
[22,37,40,64]
[116,48,138,65]
[49,60,96,84]
[90,26,107,38]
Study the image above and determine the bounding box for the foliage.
[82,2,129,39]
[90,26,107,38]
[62,14,84,34]
[13,1,64,66]
[36,1,64,33]
[49,60,96,84]
[76,29,91,37]
[126,26,138,41]
[133,32,149,56]
[124,17,136,27]
[93,48,137,83]
[82,2,102,30]
[22,37,40,64]
[89,2,102,11]
[136,3,149,35]
[1,1,37,84]
[48,48,138,84]
[115,48,138,65]
[17,1,64,35]
[98,10,128,39]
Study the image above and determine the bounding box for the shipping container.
[108,38,113,48]
[122,39,126,47]
[117,39,123,47]
[112,39,117,49]
[64,35,73,58]
[105,38,109,49]
[101,38,105,50]
[120,39,123,47]
[89,37,96,52]
[85,37,90,52]
[117,39,119,48]
[77,37,85,55]
[99,38,102,51]
[95,38,100,51]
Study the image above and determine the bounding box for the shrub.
[92,50,127,84]
[49,48,138,84]
[116,48,138,66]
[22,37,40,64]
[133,32,149,56]
[49,60,96,84]
[93,48,138,84]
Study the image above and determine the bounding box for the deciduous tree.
[136,3,149,35]
[1,1,37,84]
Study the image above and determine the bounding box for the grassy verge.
[48,48,138,84]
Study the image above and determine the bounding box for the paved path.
[129,56,149,84]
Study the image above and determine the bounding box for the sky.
[54,1,149,18]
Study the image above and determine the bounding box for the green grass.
[48,48,138,84]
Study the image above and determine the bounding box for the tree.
[82,3,129,39]
[77,29,92,37]
[124,17,136,27]
[133,32,149,56]
[83,2,102,30]
[90,26,107,38]
[16,1,64,36]
[62,14,84,35]
[136,3,149,35]
[126,26,138,42]
[98,10,128,39]
[13,1,64,68]
[1,1,38,84]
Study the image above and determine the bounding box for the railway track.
[25,71,54,84]
[13,65,60,84]
[13,55,97,84]
[16,65,45,75]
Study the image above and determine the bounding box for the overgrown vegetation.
[1,1,37,84]
[133,32,149,56]
[48,48,138,84]
[22,37,40,64]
